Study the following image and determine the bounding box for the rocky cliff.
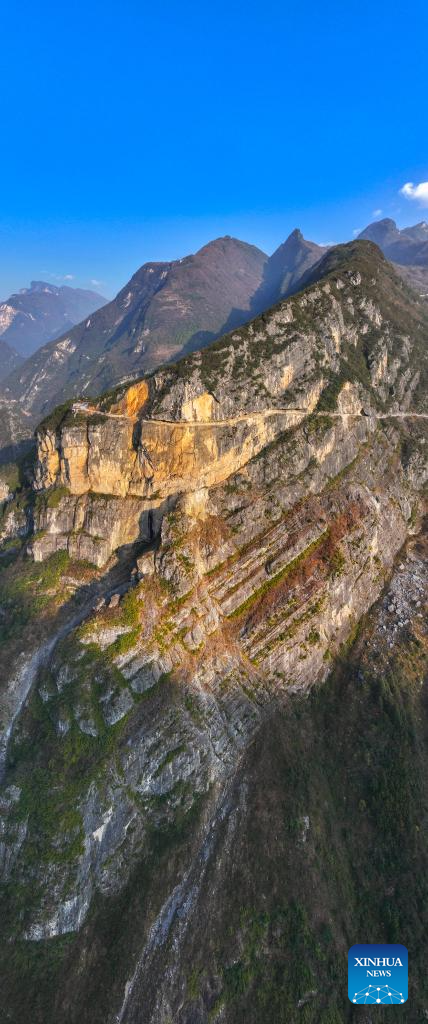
[0,241,427,1023]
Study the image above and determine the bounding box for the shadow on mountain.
[0,438,35,469]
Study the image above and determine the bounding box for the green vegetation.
[119,587,140,627]
[227,531,327,620]
[0,550,71,654]
[2,638,137,940]
[0,461,20,494]
[329,546,345,577]
[106,627,139,657]
[303,413,334,437]
[34,485,70,512]
[37,399,75,434]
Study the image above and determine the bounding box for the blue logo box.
[348,944,408,1004]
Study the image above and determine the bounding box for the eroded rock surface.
[0,241,427,1024]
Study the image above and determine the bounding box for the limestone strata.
[5,411,424,943]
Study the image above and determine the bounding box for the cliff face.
[0,242,427,1024]
[28,241,427,566]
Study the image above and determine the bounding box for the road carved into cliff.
[73,401,428,428]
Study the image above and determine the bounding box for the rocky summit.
[0,240,427,1023]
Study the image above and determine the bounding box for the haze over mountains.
[0,280,106,365]
[0,281,105,454]
[358,218,428,264]
[358,218,428,296]
[0,219,427,458]
[0,340,23,383]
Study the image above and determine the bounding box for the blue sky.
[1,0,427,299]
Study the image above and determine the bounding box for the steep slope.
[0,399,33,464]
[251,229,325,311]
[392,262,428,299]
[0,241,427,1023]
[2,238,268,422]
[0,340,23,383]
[0,281,107,357]
[403,220,428,242]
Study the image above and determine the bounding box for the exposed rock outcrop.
[0,241,427,1024]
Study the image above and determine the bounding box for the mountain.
[0,233,326,430]
[0,280,107,358]
[359,218,428,297]
[0,237,268,422]
[1,240,428,1022]
[392,262,428,298]
[358,217,428,266]
[0,398,33,463]
[251,228,325,311]
[403,220,428,241]
[0,339,23,382]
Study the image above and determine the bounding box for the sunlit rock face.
[0,242,428,1024]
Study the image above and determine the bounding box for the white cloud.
[372,208,383,217]
[352,228,362,236]
[90,278,103,287]
[399,181,428,207]
[42,272,75,282]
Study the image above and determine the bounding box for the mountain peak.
[29,281,59,294]
[375,217,397,229]
[195,235,266,258]
[359,218,428,268]
[358,218,399,243]
[247,229,324,315]
[402,221,428,241]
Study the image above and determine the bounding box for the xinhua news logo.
[348,944,408,1004]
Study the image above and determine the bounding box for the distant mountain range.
[358,219,428,295]
[358,218,428,263]
[0,219,427,459]
[0,280,107,362]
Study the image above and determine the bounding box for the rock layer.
[0,241,427,1024]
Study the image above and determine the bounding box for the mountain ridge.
[0,240,427,1022]
[358,217,428,266]
[1,222,427,461]
[0,280,107,358]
